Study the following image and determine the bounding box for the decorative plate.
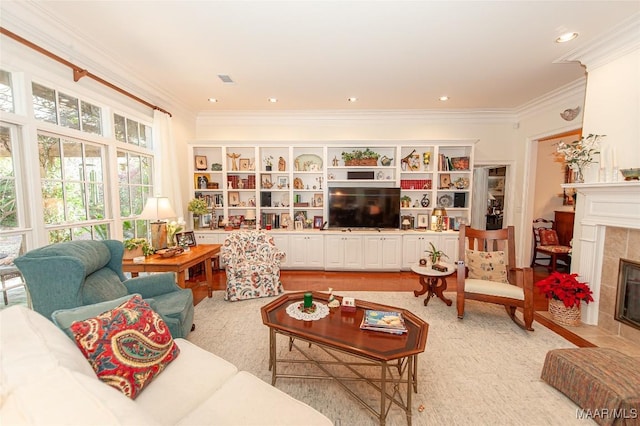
[438,194,453,208]
[294,154,323,171]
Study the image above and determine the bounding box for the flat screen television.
[328,187,401,229]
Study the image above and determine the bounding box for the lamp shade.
[432,207,447,217]
[139,197,177,221]
[245,209,256,220]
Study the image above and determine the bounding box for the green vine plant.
[123,238,154,256]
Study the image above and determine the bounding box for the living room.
[1,2,639,425]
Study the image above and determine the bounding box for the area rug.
[190,290,588,426]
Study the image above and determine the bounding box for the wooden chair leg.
[457,295,465,319]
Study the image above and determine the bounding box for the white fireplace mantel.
[562,181,640,324]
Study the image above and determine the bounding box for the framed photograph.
[281,212,291,228]
[439,173,451,189]
[313,193,323,207]
[294,220,304,231]
[261,174,272,189]
[228,191,240,206]
[195,155,208,171]
[417,213,430,229]
[277,176,288,188]
[239,158,250,171]
[313,216,324,229]
[200,213,212,228]
[175,231,196,247]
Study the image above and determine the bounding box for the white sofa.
[0,305,332,425]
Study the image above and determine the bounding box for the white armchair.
[220,230,285,301]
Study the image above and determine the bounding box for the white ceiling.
[3,1,639,114]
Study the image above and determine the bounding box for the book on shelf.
[360,310,407,334]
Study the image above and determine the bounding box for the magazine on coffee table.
[360,310,407,334]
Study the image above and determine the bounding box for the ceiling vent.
[217,74,234,84]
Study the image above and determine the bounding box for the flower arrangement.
[341,148,380,162]
[264,155,273,167]
[535,272,594,308]
[123,238,153,256]
[166,217,185,247]
[556,134,605,182]
[187,198,209,216]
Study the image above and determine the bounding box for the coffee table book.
[360,310,408,334]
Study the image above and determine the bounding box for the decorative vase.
[574,166,585,183]
[193,216,200,230]
[548,298,581,326]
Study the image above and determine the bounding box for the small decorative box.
[341,297,356,312]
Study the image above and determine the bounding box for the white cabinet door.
[288,234,324,269]
[270,234,290,268]
[306,235,325,269]
[402,234,441,270]
[380,235,402,270]
[343,236,364,269]
[324,235,362,270]
[364,235,402,270]
[194,231,220,245]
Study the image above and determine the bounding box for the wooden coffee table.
[261,291,429,426]
[122,244,221,298]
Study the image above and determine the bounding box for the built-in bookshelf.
[186,141,475,233]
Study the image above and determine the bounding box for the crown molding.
[514,78,586,119]
[196,109,519,124]
[554,12,640,71]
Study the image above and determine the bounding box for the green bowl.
[620,168,640,181]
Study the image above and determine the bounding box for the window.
[0,70,14,113]
[114,114,151,148]
[32,82,103,135]
[0,125,18,229]
[38,132,109,242]
[118,150,153,240]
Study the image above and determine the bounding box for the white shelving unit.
[186,140,475,270]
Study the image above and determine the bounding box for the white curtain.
[472,167,488,229]
[152,110,184,219]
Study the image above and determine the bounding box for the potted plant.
[426,242,448,265]
[264,155,274,171]
[535,272,594,326]
[188,198,209,229]
[341,148,380,166]
[123,238,153,259]
[556,134,605,183]
[400,195,412,208]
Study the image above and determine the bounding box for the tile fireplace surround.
[565,181,640,342]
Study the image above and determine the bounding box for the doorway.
[472,164,510,230]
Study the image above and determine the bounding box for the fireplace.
[615,259,640,330]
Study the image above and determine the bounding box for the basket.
[548,299,581,326]
[345,158,378,166]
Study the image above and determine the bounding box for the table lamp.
[244,209,256,228]
[139,197,177,249]
[432,207,447,232]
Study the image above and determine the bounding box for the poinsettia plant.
[535,272,594,308]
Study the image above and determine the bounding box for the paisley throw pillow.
[465,249,509,283]
[69,294,180,399]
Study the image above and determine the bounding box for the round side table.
[410,263,454,306]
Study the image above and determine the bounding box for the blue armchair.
[14,240,194,338]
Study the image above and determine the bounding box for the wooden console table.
[122,244,221,298]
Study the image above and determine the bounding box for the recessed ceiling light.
[556,32,579,43]
[208,98,218,103]
[268,98,278,103]
[347,97,358,102]
[439,96,449,101]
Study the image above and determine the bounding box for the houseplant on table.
[187,198,209,230]
[426,242,448,265]
[166,217,186,247]
[535,271,594,326]
[123,238,153,259]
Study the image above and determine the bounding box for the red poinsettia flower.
[535,272,594,308]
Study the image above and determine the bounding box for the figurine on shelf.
[227,152,240,171]
[278,156,286,171]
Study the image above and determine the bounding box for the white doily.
[285,301,330,321]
